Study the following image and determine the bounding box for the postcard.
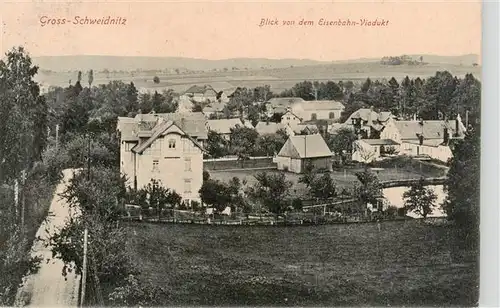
[0,1,484,307]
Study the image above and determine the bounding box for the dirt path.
[14,169,80,307]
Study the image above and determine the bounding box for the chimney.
[443,127,449,144]
[418,134,424,146]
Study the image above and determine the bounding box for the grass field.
[36,61,481,94]
[209,166,429,197]
[124,220,478,306]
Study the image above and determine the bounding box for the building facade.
[117,113,207,203]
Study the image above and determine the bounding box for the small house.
[352,139,400,163]
[275,134,333,173]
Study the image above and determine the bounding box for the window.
[329,112,335,119]
[311,113,317,120]
[168,139,176,149]
[184,179,192,194]
[152,160,159,172]
[184,157,192,171]
[125,142,134,152]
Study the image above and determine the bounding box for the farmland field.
[124,220,478,306]
[35,61,481,94]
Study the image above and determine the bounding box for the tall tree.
[88,69,94,87]
[403,178,437,218]
[310,172,337,201]
[0,47,48,183]
[248,172,292,220]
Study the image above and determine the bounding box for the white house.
[275,134,333,173]
[280,110,302,127]
[344,108,394,138]
[255,121,294,136]
[180,85,221,103]
[352,139,400,163]
[117,112,208,203]
[391,115,466,162]
[291,100,345,122]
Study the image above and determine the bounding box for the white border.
[480,1,499,307]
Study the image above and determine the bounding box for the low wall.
[380,177,447,188]
[204,157,276,170]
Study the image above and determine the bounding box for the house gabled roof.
[293,100,345,111]
[345,109,394,124]
[282,110,302,120]
[255,122,288,135]
[203,101,226,113]
[394,120,466,140]
[132,120,204,154]
[207,118,252,135]
[183,85,217,95]
[278,134,332,159]
[359,139,400,146]
[290,123,318,134]
[267,97,305,108]
[118,112,208,142]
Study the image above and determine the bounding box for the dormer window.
[168,139,176,149]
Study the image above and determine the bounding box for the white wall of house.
[352,142,380,163]
[294,109,342,121]
[380,119,401,143]
[401,142,452,162]
[122,131,203,203]
[120,141,138,186]
[281,112,301,127]
[275,156,302,173]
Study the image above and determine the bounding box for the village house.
[179,85,222,103]
[390,115,466,162]
[274,134,333,173]
[202,101,226,118]
[255,121,294,136]
[352,139,400,163]
[265,97,305,118]
[280,110,302,127]
[291,100,345,122]
[344,108,394,138]
[117,112,208,203]
[206,118,254,141]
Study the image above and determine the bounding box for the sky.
[1,0,482,61]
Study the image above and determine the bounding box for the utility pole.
[55,124,59,153]
[21,169,26,229]
[87,133,91,181]
[81,228,88,307]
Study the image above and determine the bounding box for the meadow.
[36,61,481,94]
[124,220,478,306]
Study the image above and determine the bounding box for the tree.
[443,124,480,246]
[256,133,286,157]
[291,81,315,100]
[229,126,259,164]
[403,178,437,218]
[77,71,82,83]
[199,179,232,213]
[361,78,372,93]
[205,130,228,158]
[248,172,292,220]
[310,172,337,201]
[340,100,368,123]
[298,162,317,189]
[0,46,48,183]
[327,127,357,162]
[354,169,382,205]
[88,69,94,87]
[142,179,181,220]
[153,76,160,84]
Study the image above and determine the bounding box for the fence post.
[80,228,88,307]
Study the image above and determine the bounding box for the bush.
[108,274,170,306]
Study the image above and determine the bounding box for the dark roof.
[184,85,217,95]
[132,121,204,154]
